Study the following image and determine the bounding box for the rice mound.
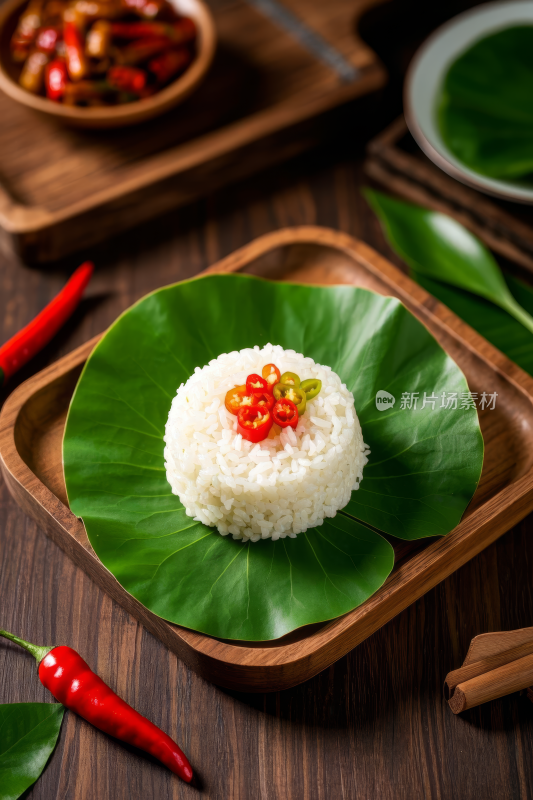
[164,344,369,542]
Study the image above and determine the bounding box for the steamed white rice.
[164,344,369,542]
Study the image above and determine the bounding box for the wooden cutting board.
[2,225,533,692]
[0,0,386,262]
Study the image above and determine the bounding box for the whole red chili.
[107,65,147,92]
[36,25,62,55]
[148,47,191,83]
[0,629,193,783]
[0,261,93,388]
[45,57,68,100]
[117,35,173,66]
[64,17,89,80]
[111,19,195,42]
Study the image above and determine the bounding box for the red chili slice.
[254,392,274,411]
[246,373,270,396]
[272,398,298,429]
[237,405,273,443]
[262,363,281,388]
[224,385,257,416]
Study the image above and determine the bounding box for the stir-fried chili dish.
[224,363,322,442]
[10,0,197,105]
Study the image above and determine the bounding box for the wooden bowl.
[0,0,216,128]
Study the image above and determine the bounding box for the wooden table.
[1,3,533,798]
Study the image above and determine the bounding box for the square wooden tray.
[2,225,533,692]
[0,0,386,263]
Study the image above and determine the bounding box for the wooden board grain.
[0,0,386,262]
[3,226,533,692]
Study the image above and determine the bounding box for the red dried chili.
[0,262,93,388]
[117,35,173,65]
[0,629,193,783]
[36,25,62,55]
[64,17,88,80]
[237,405,273,443]
[45,58,68,100]
[111,19,196,42]
[107,65,147,92]
[148,47,191,83]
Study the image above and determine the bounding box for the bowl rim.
[404,0,533,205]
[0,0,216,126]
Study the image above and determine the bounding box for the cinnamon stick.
[447,653,533,714]
[444,639,533,698]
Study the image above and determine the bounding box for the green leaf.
[364,189,533,335]
[63,274,483,640]
[0,703,64,800]
[414,272,533,378]
[438,26,533,180]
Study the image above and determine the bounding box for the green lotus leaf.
[0,703,64,800]
[365,188,533,376]
[64,274,483,640]
[438,26,533,181]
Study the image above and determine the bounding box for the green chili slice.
[273,382,306,415]
[300,378,322,401]
[280,371,300,387]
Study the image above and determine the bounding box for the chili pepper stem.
[0,629,55,664]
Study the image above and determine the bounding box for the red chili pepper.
[262,363,281,389]
[272,398,298,429]
[10,32,32,62]
[255,391,274,411]
[111,18,195,43]
[117,35,173,65]
[0,629,193,783]
[36,25,61,54]
[246,373,270,396]
[64,17,88,80]
[0,262,93,387]
[237,404,273,443]
[107,65,147,92]
[224,384,256,415]
[148,47,191,83]
[45,57,68,99]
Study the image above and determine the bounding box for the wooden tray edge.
[2,225,533,692]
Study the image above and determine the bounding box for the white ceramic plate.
[404,1,533,204]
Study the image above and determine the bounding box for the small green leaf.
[0,703,64,800]
[438,26,533,180]
[364,189,533,335]
[63,274,483,640]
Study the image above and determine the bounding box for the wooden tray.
[3,225,533,692]
[0,0,386,263]
[365,116,533,275]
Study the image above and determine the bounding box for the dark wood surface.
[1,0,533,795]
